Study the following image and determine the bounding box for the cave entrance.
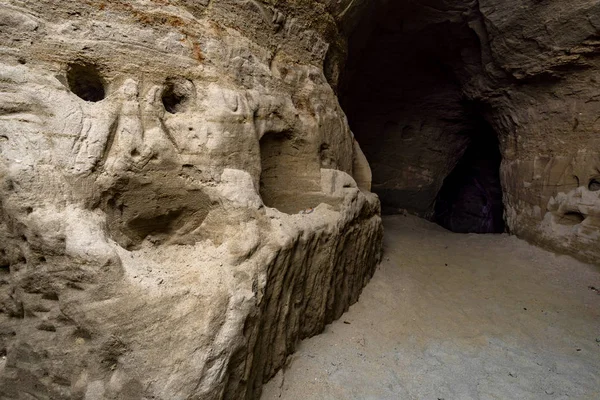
[433,117,505,234]
[336,0,506,233]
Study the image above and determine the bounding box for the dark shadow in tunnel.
[433,114,505,234]
[336,0,507,233]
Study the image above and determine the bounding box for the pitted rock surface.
[0,1,382,399]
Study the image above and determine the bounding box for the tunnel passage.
[433,123,505,234]
[338,0,506,233]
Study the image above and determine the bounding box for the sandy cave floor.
[261,215,600,400]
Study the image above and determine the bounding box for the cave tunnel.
[337,0,506,234]
[433,109,505,234]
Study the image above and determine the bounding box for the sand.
[261,215,600,400]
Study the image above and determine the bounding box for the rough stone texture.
[478,1,600,265]
[2,0,600,398]
[340,0,600,264]
[0,1,382,399]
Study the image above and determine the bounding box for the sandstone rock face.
[1,0,599,397]
[0,1,382,399]
[479,0,600,265]
[340,0,600,263]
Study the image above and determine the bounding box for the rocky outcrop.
[0,1,382,399]
[339,0,600,263]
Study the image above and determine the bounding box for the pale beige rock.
[2,0,599,399]
[0,1,382,399]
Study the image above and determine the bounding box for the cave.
[339,0,506,233]
[4,1,600,399]
[433,116,505,234]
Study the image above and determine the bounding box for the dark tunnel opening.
[433,116,505,234]
[338,0,506,233]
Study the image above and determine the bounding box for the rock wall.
[340,0,600,264]
[1,0,598,398]
[477,0,600,265]
[0,1,382,399]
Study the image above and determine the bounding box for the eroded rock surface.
[1,0,599,398]
[340,0,600,263]
[0,1,382,399]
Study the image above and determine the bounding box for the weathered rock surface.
[340,0,600,263]
[1,0,599,398]
[0,1,382,399]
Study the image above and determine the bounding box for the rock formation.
[340,0,600,263]
[0,0,599,399]
[0,1,382,398]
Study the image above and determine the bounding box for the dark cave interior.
[338,0,506,233]
[433,115,505,234]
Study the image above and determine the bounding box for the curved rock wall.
[0,1,382,399]
[477,0,600,265]
[1,0,598,398]
[340,0,600,264]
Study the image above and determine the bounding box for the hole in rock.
[162,78,194,114]
[41,292,59,301]
[433,125,505,233]
[67,63,106,102]
[338,1,506,233]
[259,132,329,214]
[100,174,212,249]
[0,263,9,275]
[559,211,586,225]
[589,179,600,192]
